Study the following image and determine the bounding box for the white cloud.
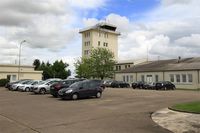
[0,0,200,75]
[68,0,107,9]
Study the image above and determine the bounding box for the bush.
[0,79,9,87]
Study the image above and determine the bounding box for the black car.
[155,81,175,90]
[110,81,130,88]
[58,80,104,100]
[50,78,85,97]
[131,81,145,89]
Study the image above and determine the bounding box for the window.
[7,75,11,80]
[128,65,130,68]
[188,74,193,83]
[170,74,174,82]
[12,75,16,81]
[103,42,106,46]
[98,41,100,46]
[84,50,90,55]
[141,75,145,82]
[119,66,121,70]
[176,74,180,83]
[155,75,159,82]
[106,43,108,47]
[116,66,118,71]
[123,76,125,82]
[125,65,127,69]
[182,74,186,82]
[130,75,133,82]
[126,75,129,82]
[99,32,101,37]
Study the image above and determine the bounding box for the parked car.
[143,82,156,90]
[6,79,30,90]
[50,78,85,97]
[33,79,61,94]
[110,81,130,88]
[18,80,42,92]
[10,80,33,91]
[131,81,145,89]
[58,80,104,100]
[103,80,114,87]
[155,81,176,90]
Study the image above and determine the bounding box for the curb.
[168,107,200,114]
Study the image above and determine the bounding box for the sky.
[0,0,200,75]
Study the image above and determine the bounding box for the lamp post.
[18,40,26,80]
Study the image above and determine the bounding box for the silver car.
[33,80,61,94]
[18,80,42,92]
[11,80,32,91]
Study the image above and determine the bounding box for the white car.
[11,80,32,91]
[18,80,42,92]
[33,79,61,94]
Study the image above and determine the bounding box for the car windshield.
[32,81,40,85]
[21,80,31,84]
[69,81,83,89]
[25,81,34,85]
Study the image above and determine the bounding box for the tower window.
[84,50,90,55]
[98,41,100,46]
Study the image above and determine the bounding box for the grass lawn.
[170,101,200,114]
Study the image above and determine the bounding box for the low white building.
[115,57,200,89]
[0,64,43,82]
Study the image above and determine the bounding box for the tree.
[34,59,71,80]
[75,48,116,79]
[52,60,70,79]
[75,58,92,79]
[33,59,41,70]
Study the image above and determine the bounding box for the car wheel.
[72,93,78,100]
[25,87,30,92]
[40,88,46,94]
[96,92,102,98]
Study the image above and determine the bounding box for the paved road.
[0,88,200,133]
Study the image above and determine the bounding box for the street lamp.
[18,40,26,80]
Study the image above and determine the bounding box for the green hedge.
[0,79,10,87]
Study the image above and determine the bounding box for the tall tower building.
[79,22,120,61]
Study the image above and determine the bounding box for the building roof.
[116,58,147,65]
[79,22,120,35]
[117,57,200,73]
[0,64,34,68]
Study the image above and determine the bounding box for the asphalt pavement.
[0,87,200,133]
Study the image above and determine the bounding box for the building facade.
[0,64,43,82]
[79,22,120,61]
[115,57,200,89]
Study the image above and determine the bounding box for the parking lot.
[0,87,200,133]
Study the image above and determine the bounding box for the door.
[78,82,90,98]
[146,75,153,83]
